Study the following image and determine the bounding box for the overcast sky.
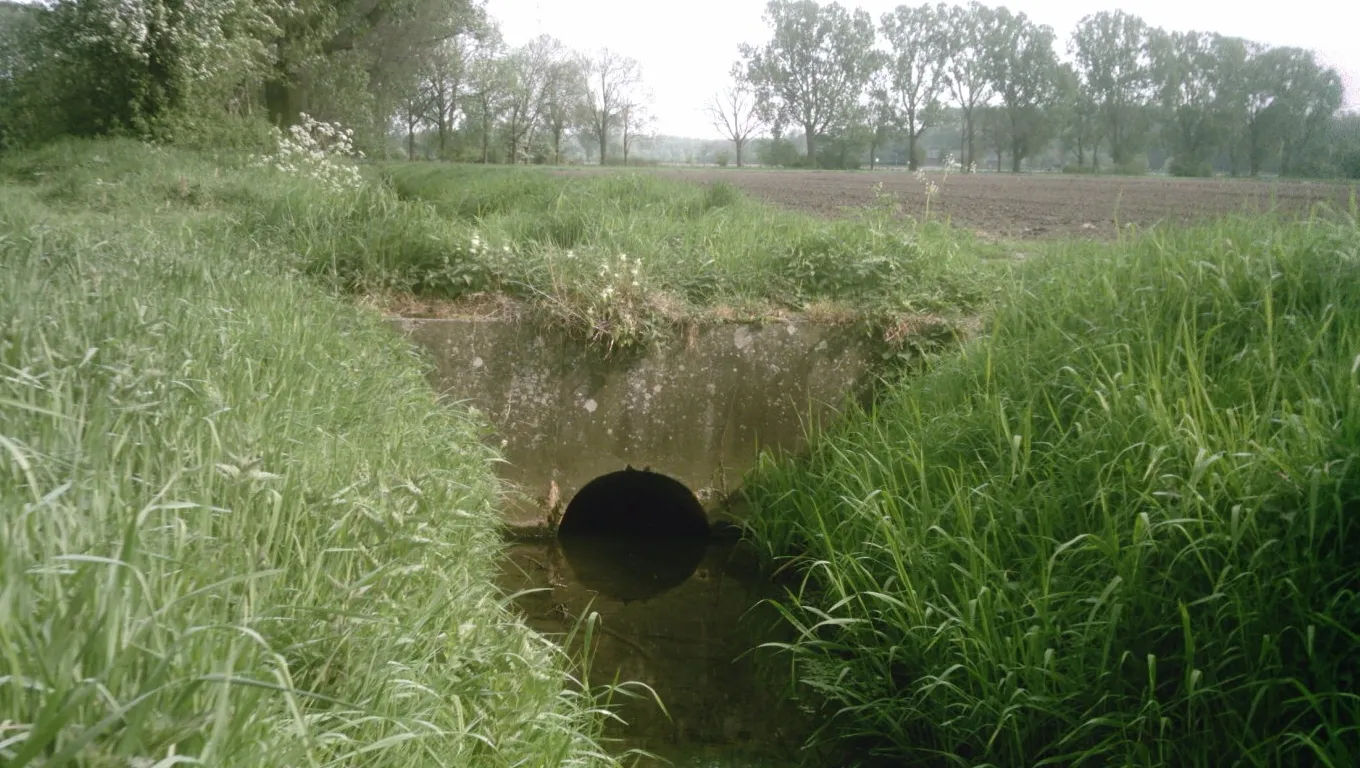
[486,0,1360,139]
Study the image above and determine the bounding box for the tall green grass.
[377,164,995,325]
[0,151,618,766]
[2,141,997,351]
[742,215,1360,765]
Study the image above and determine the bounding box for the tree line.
[0,0,1355,177]
[725,0,1353,176]
[0,0,653,164]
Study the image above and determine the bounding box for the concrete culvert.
[557,467,710,602]
[557,466,710,538]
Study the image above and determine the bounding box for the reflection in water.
[497,538,819,767]
[558,533,709,603]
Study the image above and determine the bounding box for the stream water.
[496,536,817,767]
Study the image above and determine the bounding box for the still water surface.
[496,535,818,767]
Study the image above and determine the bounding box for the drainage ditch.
[496,468,817,767]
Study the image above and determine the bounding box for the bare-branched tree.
[707,77,764,166]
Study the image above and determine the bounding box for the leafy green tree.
[501,35,557,164]
[1054,62,1100,168]
[985,7,1059,172]
[1210,35,1253,175]
[539,45,585,164]
[415,16,493,159]
[739,0,877,166]
[263,0,481,142]
[464,25,508,163]
[1335,111,1360,179]
[13,0,274,142]
[1071,10,1154,167]
[941,1,995,169]
[1264,48,1342,176]
[879,3,949,170]
[1239,42,1283,175]
[1151,30,1225,176]
[0,0,40,149]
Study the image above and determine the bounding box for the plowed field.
[572,167,1357,240]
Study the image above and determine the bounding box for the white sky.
[487,0,1360,139]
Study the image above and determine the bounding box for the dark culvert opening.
[557,467,710,602]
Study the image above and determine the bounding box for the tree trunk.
[803,123,817,167]
[960,121,968,168]
[599,119,607,166]
[735,139,744,167]
[407,118,415,161]
[1011,137,1022,172]
[908,130,919,171]
[869,135,877,170]
[481,110,490,164]
[963,109,975,168]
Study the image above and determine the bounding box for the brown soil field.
[566,167,1358,240]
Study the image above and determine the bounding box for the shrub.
[1168,156,1213,177]
[1340,149,1360,180]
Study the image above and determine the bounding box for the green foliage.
[1341,150,1360,180]
[377,163,995,331]
[985,7,1060,171]
[1071,10,1153,166]
[879,3,950,170]
[0,140,619,767]
[1167,155,1213,177]
[739,0,878,165]
[743,215,1360,765]
[755,136,803,167]
[3,0,275,145]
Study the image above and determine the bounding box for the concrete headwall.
[389,318,882,534]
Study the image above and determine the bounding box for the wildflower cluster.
[542,249,659,351]
[257,113,364,192]
[913,166,939,199]
[427,230,515,291]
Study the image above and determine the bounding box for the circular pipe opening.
[558,467,709,538]
[557,468,710,602]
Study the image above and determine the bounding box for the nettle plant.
[258,114,364,192]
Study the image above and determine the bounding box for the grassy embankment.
[0,138,1003,767]
[366,164,997,349]
[0,141,630,767]
[743,212,1360,765]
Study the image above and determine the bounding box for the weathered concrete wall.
[389,318,879,534]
